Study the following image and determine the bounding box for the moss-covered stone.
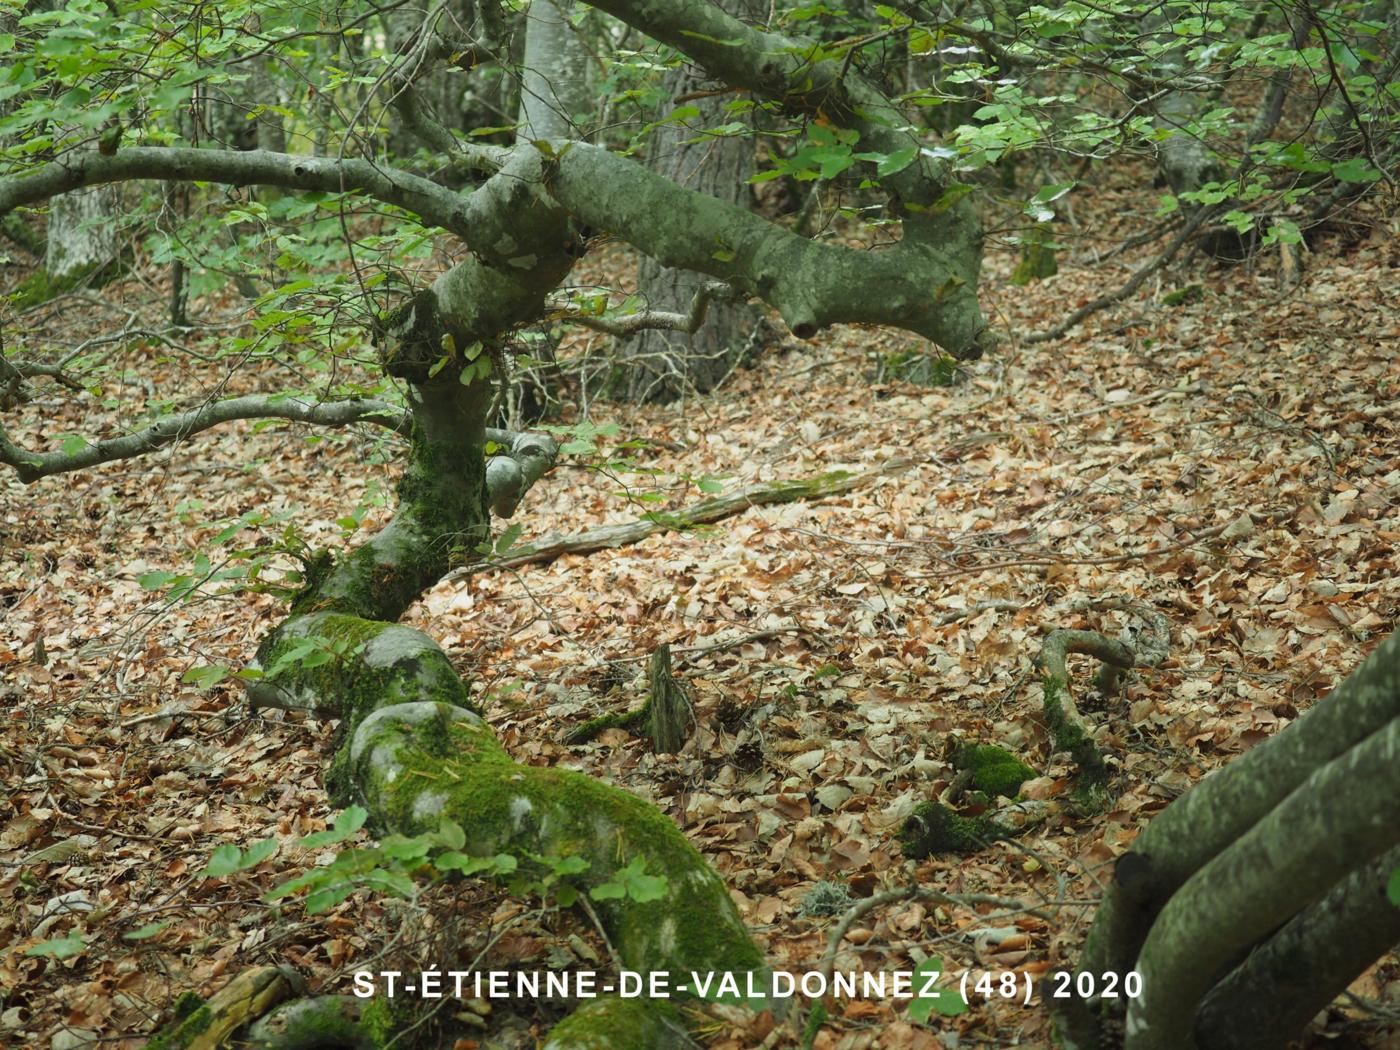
[951,743,1036,798]
[543,997,688,1050]
[899,800,1014,858]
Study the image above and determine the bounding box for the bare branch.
[0,394,408,484]
[553,281,739,337]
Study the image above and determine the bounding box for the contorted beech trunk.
[241,158,767,1047]
[1057,631,1400,1050]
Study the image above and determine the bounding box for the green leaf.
[201,839,278,877]
[26,934,89,959]
[907,957,968,1022]
[304,880,359,914]
[138,571,177,591]
[59,434,89,457]
[589,880,626,900]
[1331,157,1381,183]
[550,855,589,876]
[495,522,524,554]
[181,665,229,690]
[296,806,367,848]
[555,883,579,908]
[1387,867,1400,908]
[626,872,669,902]
[200,844,243,878]
[876,146,917,177]
[122,921,171,941]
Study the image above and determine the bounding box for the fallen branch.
[1022,205,1216,344]
[466,457,917,573]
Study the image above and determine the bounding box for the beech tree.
[0,0,986,1043]
[2,0,1396,1046]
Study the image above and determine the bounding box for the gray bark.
[624,1,757,403]
[516,0,591,141]
[1062,631,1400,1050]
[44,182,118,279]
[1194,843,1400,1050]
[1125,714,1400,1050]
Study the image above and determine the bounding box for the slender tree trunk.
[516,0,591,141]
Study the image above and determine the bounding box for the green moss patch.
[951,743,1036,798]
[899,801,1014,858]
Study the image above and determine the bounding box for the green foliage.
[25,933,91,959]
[200,838,279,877]
[1388,867,1400,909]
[907,957,969,1022]
[228,806,670,918]
[588,855,669,903]
[881,349,960,387]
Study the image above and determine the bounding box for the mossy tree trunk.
[1058,631,1400,1050]
[235,147,768,1046]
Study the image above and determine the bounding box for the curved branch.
[0,394,408,483]
[1125,715,1400,1050]
[1194,842,1400,1049]
[548,143,984,351]
[569,0,987,352]
[1037,629,1135,797]
[0,148,486,239]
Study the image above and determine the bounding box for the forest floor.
[2,173,1399,1050]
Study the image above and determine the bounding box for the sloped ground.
[2,183,1398,1049]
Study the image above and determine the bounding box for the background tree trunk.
[623,22,757,403]
[618,0,761,406]
[44,183,117,280]
[516,0,591,141]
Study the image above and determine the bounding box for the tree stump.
[647,643,692,754]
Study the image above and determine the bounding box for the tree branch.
[0,148,488,240]
[547,143,984,351]
[552,281,739,337]
[0,395,408,483]
[462,457,917,573]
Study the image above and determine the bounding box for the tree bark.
[1061,631,1400,1050]
[624,0,757,403]
[44,182,118,280]
[516,0,592,141]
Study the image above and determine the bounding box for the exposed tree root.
[145,966,305,1050]
[1037,629,1135,804]
[219,286,769,1046]
[540,997,693,1050]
